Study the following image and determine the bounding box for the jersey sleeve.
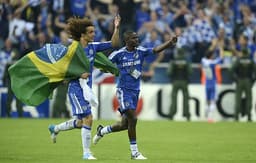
[212,57,223,64]
[108,50,119,64]
[92,41,112,52]
[138,46,154,57]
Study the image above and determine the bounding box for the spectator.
[2,38,23,117]
[192,9,216,63]
[169,0,190,29]
[0,1,12,44]
[138,10,172,40]
[69,0,87,18]
[0,38,12,86]
[141,29,163,82]
[161,33,176,63]
[86,0,108,41]
[113,0,137,42]
[135,1,150,31]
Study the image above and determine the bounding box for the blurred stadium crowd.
[0,0,256,86]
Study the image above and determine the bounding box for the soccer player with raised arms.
[201,49,223,122]
[48,15,120,160]
[93,31,178,159]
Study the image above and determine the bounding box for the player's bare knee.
[121,123,128,130]
[128,117,137,126]
[115,121,127,130]
[75,119,83,128]
[82,114,93,126]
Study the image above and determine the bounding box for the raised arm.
[110,14,121,48]
[153,35,178,54]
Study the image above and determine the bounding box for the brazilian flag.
[8,41,119,106]
[94,52,119,75]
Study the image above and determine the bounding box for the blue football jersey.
[109,46,154,90]
[201,57,222,87]
[69,41,112,90]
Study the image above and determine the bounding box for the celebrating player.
[48,15,120,160]
[93,31,178,159]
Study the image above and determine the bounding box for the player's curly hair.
[66,17,94,41]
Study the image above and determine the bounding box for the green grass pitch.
[0,119,256,163]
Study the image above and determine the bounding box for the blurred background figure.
[0,0,11,49]
[113,0,136,43]
[0,39,11,87]
[51,81,70,118]
[1,38,23,117]
[167,48,192,121]
[201,48,223,122]
[141,29,163,82]
[231,35,256,122]
[69,0,87,18]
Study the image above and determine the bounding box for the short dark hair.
[123,31,135,42]
[205,50,214,59]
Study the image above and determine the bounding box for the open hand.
[80,72,90,79]
[114,14,121,28]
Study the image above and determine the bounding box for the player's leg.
[81,113,96,160]
[68,87,96,160]
[16,98,23,117]
[170,82,178,119]
[245,81,252,121]
[50,116,82,132]
[125,88,146,159]
[207,86,216,122]
[125,109,138,154]
[48,90,84,143]
[94,87,129,144]
[111,116,129,131]
[48,118,82,143]
[235,82,242,121]
[207,100,215,123]
[93,114,128,144]
[6,85,13,117]
[125,109,146,160]
[205,86,211,119]
[182,82,190,120]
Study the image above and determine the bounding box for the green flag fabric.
[8,41,119,106]
[94,52,119,76]
[8,41,90,106]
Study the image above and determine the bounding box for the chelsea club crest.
[89,49,93,55]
